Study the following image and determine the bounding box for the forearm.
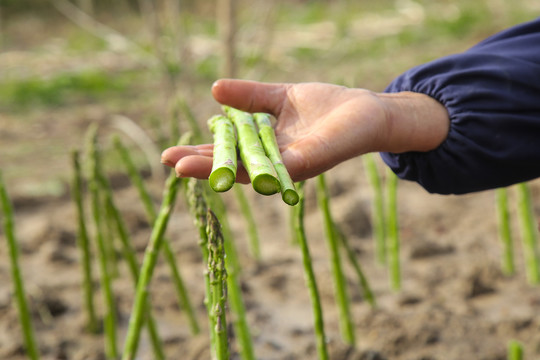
[376,91,450,154]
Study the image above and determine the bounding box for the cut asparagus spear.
[253,112,298,205]
[208,115,238,192]
[224,106,280,195]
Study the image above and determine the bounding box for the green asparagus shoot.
[86,125,118,360]
[70,149,99,334]
[294,181,329,360]
[207,209,229,360]
[208,115,237,192]
[253,112,298,205]
[386,168,401,291]
[496,188,515,275]
[223,106,280,195]
[0,171,40,360]
[122,169,181,360]
[316,174,356,346]
[363,153,386,265]
[508,340,524,360]
[516,182,540,285]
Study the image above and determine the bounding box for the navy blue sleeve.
[380,17,540,195]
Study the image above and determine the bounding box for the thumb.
[211,79,289,116]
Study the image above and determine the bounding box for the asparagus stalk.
[181,105,255,358]
[233,184,261,260]
[186,178,216,353]
[496,188,515,275]
[508,340,524,360]
[70,149,99,334]
[207,209,229,360]
[122,168,180,360]
[316,174,356,346]
[208,115,237,192]
[386,168,401,291]
[253,112,298,205]
[516,182,540,285]
[334,223,376,308]
[97,169,165,360]
[294,181,329,360]
[114,135,200,335]
[0,171,40,360]
[86,125,118,360]
[224,106,280,195]
[363,153,386,265]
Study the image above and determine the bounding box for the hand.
[161,79,449,182]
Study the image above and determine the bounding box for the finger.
[212,79,290,116]
[176,155,250,184]
[161,145,213,168]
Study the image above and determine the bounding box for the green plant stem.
[224,106,280,195]
[186,178,216,354]
[294,181,329,360]
[207,209,229,360]
[233,184,261,260]
[253,112,298,205]
[87,126,118,360]
[98,171,165,360]
[70,149,99,334]
[508,340,524,360]
[122,169,180,360]
[208,115,237,192]
[114,135,200,335]
[363,153,386,265]
[516,182,540,285]
[0,171,40,360]
[496,188,515,275]
[181,104,254,359]
[316,174,355,346]
[334,224,376,308]
[386,168,401,291]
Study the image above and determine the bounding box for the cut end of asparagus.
[209,168,235,192]
[282,189,300,206]
[252,174,280,195]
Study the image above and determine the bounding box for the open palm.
[161,79,388,183]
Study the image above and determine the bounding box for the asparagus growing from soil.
[334,223,376,308]
[508,340,524,360]
[496,188,515,275]
[71,149,99,334]
[207,209,229,360]
[316,174,356,346]
[0,171,40,360]
[187,178,255,360]
[224,106,280,195]
[97,166,165,359]
[294,181,329,360]
[253,112,298,205]
[114,135,200,335]
[516,182,540,285]
[186,178,216,352]
[386,168,401,291]
[363,153,386,265]
[208,115,237,192]
[86,125,118,359]
[121,168,180,360]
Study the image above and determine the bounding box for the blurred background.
[1,0,538,197]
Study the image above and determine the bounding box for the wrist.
[377,91,450,153]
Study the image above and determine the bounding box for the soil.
[1,148,540,360]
